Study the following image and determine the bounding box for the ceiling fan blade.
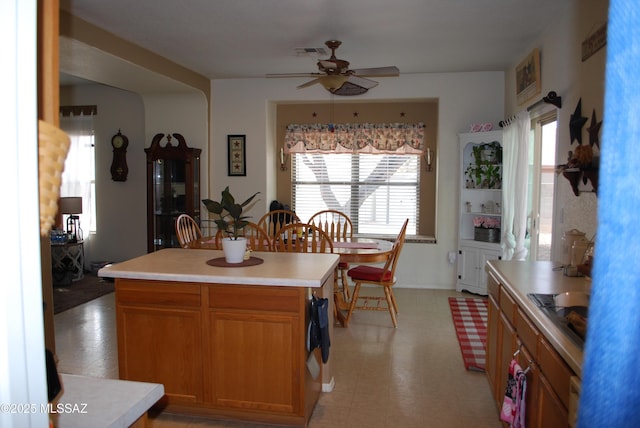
[346,75,379,89]
[351,66,399,77]
[296,78,322,89]
[266,73,322,78]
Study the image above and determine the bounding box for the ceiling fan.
[266,40,399,96]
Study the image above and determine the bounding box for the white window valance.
[284,122,425,154]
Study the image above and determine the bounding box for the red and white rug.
[448,297,488,371]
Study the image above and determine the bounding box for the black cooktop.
[527,293,588,348]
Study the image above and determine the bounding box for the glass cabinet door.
[146,133,201,252]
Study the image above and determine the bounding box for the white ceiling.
[60,0,570,88]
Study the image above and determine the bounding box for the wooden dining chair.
[257,209,301,239]
[345,219,409,328]
[308,210,353,303]
[175,214,203,248]
[214,221,273,251]
[273,223,334,254]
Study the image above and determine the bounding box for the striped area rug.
[448,297,488,371]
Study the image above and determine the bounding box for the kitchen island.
[99,248,339,427]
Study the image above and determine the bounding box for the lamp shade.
[59,197,83,214]
[320,75,348,91]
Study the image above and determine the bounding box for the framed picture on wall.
[515,48,541,105]
[227,135,246,176]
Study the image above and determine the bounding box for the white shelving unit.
[457,131,503,295]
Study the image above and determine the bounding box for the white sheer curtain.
[501,111,530,260]
[59,114,96,247]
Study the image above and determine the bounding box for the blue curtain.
[578,1,640,426]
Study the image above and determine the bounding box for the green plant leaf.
[202,199,223,214]
[227,203,242,219]
[239,192,260,207]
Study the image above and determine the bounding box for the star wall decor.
[587,109,602,147]
[569,98,588,145]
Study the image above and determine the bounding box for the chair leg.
[388,287,399,315]
[340,268,350,302]
[346,282,361,324]
[383,286,398,328]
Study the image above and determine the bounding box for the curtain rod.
[499,91,562,127]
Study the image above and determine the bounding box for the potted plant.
[465,142,502,189]
[202,186,259,263]
[473,216,501,243]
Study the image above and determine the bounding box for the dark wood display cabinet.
[145,133,201,252]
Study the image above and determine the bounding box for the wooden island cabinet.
[100,249,339,427]
[485,261,588,428]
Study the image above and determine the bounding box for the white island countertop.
[55,374,163,428]
[99,248,340,287]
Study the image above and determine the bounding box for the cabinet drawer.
[208,284,302,312]
[499,286,516,326]
[116,279,201,308]
[539,337,573,409]
[487,272,500,301]
[516,307,539,356]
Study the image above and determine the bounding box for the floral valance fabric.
[284,122,425,154]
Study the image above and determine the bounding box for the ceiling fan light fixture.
[320,75,348,91]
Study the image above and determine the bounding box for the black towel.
[309,295,330,363]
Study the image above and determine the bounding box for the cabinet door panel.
[209,310,301,414]
[517,344,540,428]
[497,311,517,408]
[539,337,573,409]
[118,306,203,403]
[486,294,500,404]
[458,246,478,287]
[478,250,501,290]
[538,373,569,428]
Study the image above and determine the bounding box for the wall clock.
[110,129,129,181]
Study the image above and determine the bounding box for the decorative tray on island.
[206,257,264,268]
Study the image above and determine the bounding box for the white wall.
[504,0,606,261]
[211,72,505,289]
[61,85,209,264]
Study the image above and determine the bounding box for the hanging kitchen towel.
[308,295,330,363]
[316,296,330,363]
[500,358,527,427]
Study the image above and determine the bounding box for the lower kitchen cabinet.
[486,270,576,428]
[115,278,323,426]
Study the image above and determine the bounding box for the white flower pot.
[221,237,247,263]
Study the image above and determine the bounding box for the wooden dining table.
[186,235,393,326]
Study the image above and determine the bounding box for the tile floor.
[54,287,501,427]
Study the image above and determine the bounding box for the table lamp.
[59,197,83,243]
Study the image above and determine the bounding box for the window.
[292,153,419,236]
[59,112,97,237]
[526,112,557,260]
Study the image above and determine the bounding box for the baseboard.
[322,376,335,392]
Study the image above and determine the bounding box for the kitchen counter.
[486,260,589,376]
[99,248,339,287]
[54,374,163,427]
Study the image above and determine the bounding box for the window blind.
[292,153,419,236]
